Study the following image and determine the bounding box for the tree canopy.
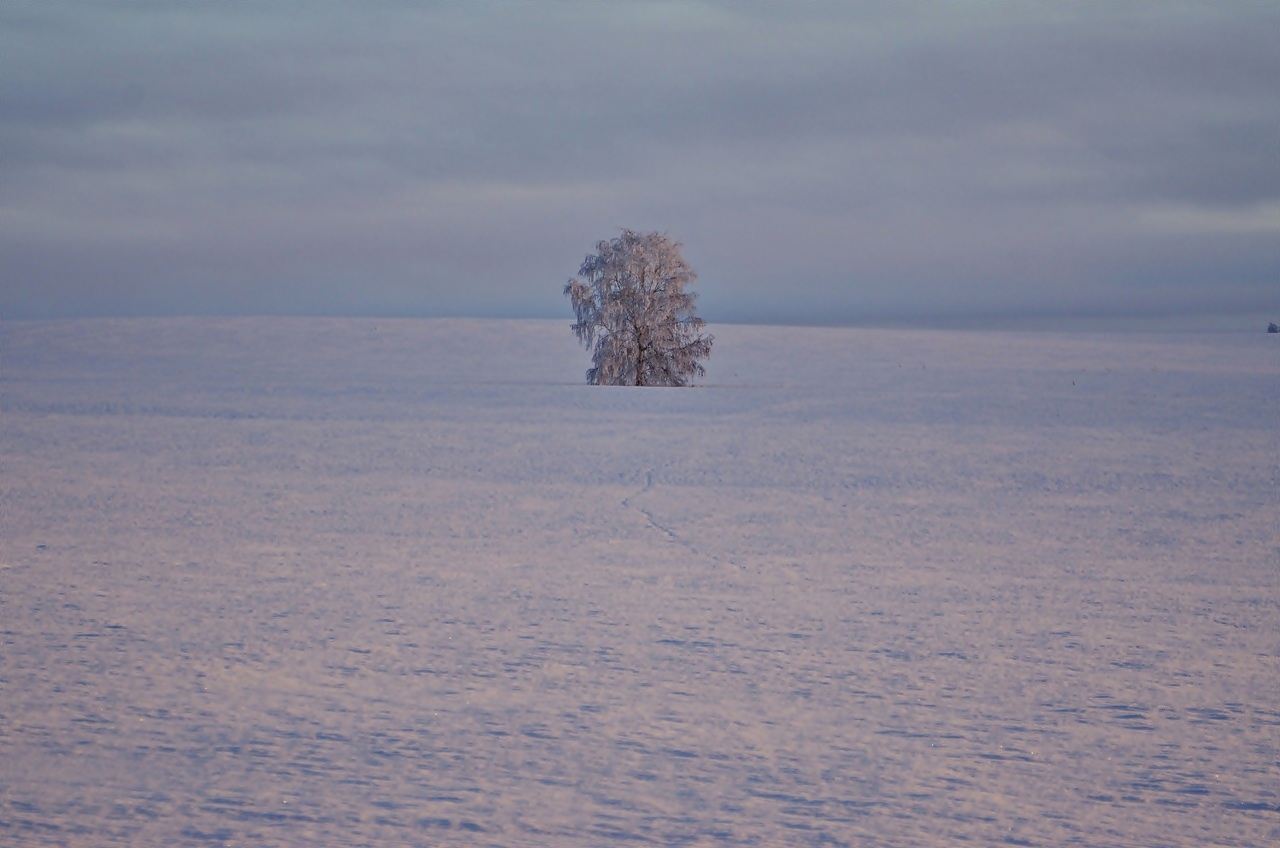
[565,230,713,386]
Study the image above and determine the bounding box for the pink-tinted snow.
[1,318,1276,846]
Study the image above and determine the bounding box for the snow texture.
[0,318,1277,847]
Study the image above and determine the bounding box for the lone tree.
[565,229,713,386]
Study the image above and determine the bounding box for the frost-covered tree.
[564,230,713,386]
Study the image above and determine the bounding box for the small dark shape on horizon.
[1268,322,1279,333]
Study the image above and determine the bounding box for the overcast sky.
[2,1,1277,325]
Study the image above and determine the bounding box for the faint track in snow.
[621,466,705,558]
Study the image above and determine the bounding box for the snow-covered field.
[1,318,1276,847]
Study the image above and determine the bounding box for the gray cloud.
[2,1,1277,324]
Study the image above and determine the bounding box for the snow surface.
[1,317,1277,847]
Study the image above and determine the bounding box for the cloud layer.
[3,2,1277,324]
